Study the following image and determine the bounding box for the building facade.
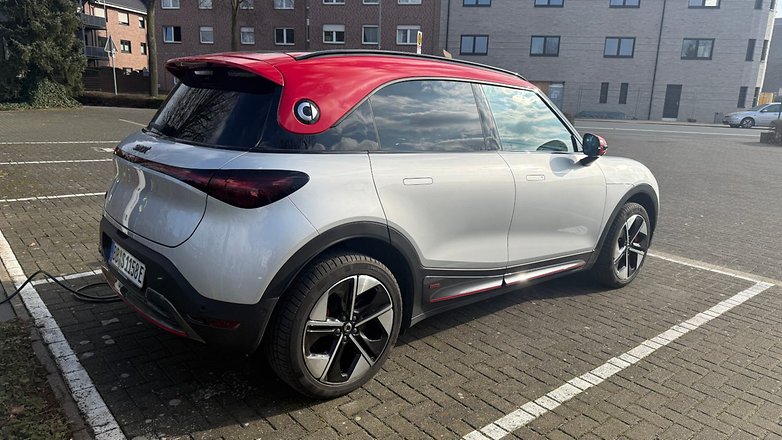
[155,0,440,91]
[80,0,148,71]
[440,0,775,122]
[763,17,782,98]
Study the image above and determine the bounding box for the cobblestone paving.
[1,109,781,439]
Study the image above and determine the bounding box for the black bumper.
[99,217,277,354]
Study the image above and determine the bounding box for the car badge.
[295,100,320,124]
[133,145,151,154]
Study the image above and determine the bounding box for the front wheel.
[266,253,402,398]
[592,202,651,288]
[740,117,755,129]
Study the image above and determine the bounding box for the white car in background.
[723,103,782,128]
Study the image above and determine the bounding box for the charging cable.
[0,270,119,305]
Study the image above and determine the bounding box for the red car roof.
[167,51,535,135]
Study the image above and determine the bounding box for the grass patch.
[0,319,70,440]
[76,91,165,109]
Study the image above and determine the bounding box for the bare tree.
[227,0,241,51]
[146,0,158,97]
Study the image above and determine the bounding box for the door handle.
[525,174,545,182]
[403,177,433,185]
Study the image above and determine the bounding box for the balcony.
[85,45,108,60]
[81,14,106,29]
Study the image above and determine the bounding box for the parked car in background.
[100,50,659,398]
[723,103,782,128]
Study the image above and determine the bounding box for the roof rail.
[293,49,527,81]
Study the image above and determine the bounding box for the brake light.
[115,148,309,209]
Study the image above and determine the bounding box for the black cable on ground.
[0,270,119,306]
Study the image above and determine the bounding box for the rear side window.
[370,80,487,152]
[148,68,278,150]
[482,85,574,152]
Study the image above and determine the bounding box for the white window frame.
[199,26,214,44]
[198,0,213,9]
[362,25,379,45]
[396,25,419,45]
[364,0,379,3]
[323,0,346,4]
[239,0,254,9]
[119,39,131,53]
[140,42,147,55]
[118,12,129,25]
[274,0,294,8]
[161,0,180,9]
[240,26,255,45]
[398,0,422,4]
[139,17,145,28]
[323,24,345,44]
[275,27,294,45]
[163,26,181,43]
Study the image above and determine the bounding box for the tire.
[740,117,755,129]
[592,202,651,289]
[265,253,402,398]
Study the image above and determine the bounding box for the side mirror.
[582,133,607,158]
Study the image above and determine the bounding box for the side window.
[482,85,574,152]
[370,80,487,152]
[259,101,379,151]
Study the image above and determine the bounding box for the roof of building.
[166,51,533,135]
[90,0,146,14]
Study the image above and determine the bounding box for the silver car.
[723,103,782,128]
[100,50,660,398]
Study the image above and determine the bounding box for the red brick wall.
[83,2,148,71]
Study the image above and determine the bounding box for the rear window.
[148,68,278,150]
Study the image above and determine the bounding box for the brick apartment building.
[79,0,149,71]
[155,0,440,91]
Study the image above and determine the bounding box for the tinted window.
[259,101,379,151]
[483,85,574,152]
[149,68,277,149]
[370,80,486,152]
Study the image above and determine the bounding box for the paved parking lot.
[2,107,782,439]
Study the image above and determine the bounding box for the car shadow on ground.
[38,271,611,438]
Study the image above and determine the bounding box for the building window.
[464,0,491,6]
[200,26,214,44]
[324,0,345,4]
[120,39,131,53]
[94,7,105,17]
[681,38,714,59]
[362,25,379,45]
[240,27,255,44]
[396,26,419,45]
[139,17,145,28]
[535,0,563,6]
[738,87,748,108]
[604,37,635,58]
[772,0,776,10]
[364,0,379,3]
[619,82,628,104]
[755,0,763,8]
[610,0,639,6]
[199,0,213,9]
[140,42,147,54]
[746,39,756,61]
[762,39,769,61]
[600,82,609,103]
[530,36,560,56]
[460,35,488,55]
[398,0,422,4]
[239,0,253,9]
[161,0,180,9]
[753,87,761,106]
[163,26,181,43]
[118,12,129,25]
[274,0,294,8]
[275,28,294,45]
[323,24,345,44]
[688,0,719,7]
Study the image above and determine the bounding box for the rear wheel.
[266,253,402,398]
[592,202,651,288]
[740,117,755,129]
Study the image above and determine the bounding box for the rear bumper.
[99,217,277,354]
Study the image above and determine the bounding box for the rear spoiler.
[166,55,284,86]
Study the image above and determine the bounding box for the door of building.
[662,84,682,119]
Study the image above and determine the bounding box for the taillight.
[115,148,309,209]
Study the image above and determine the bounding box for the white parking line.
[574,126,757,137]
[0,230,125,440]
[118,119,146,127]
[0,141,120,145]
[30,269,102,286]
[463,280,774,440]
[0,159,112,166]
[0,192,104,203]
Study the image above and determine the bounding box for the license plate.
[109,242,146,288]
